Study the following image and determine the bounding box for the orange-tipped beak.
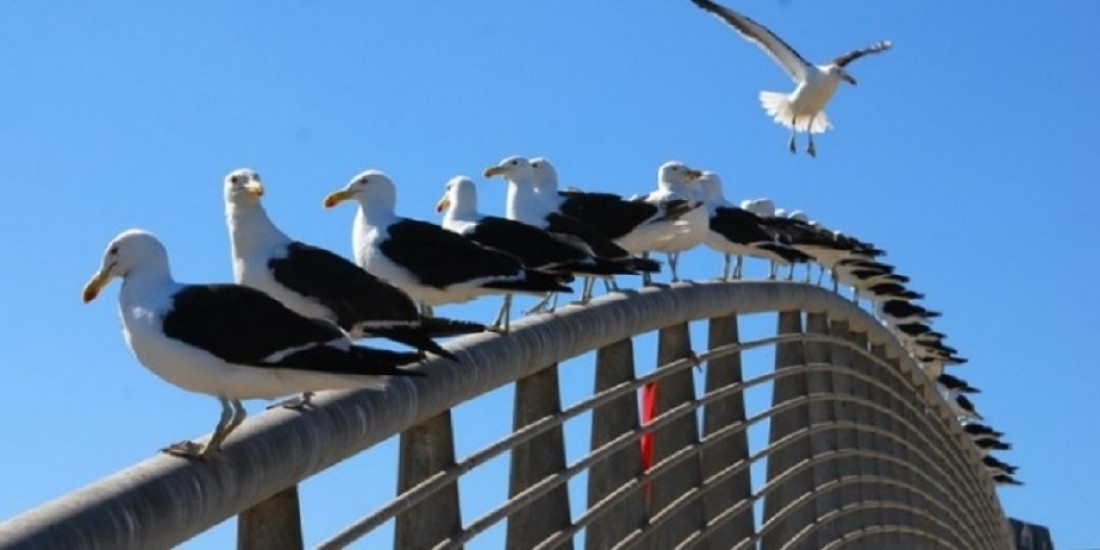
[483,165,507,178]
[244,181,264,197]
[435,197,451,213]
[81,268,111,303]
[323,189,356,208]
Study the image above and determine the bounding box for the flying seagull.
[82,230,423,457]
[689,0,892,156]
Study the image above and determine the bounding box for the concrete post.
[700,314,755,548]
[586,339,647,550]
[762,310,814,550]
[868,342,904,548]
[826,320,862,540]
[395,410,462,550]
[803,312,839,549]
[237,485,303,550]
[506,365,572,550]
[848,329,882,549]
[644,322,705,549]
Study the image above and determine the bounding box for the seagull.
[436,176,639,313]
[695,171,811,279]
[323,170,571,331]
[628,161,711,282]
[936,373,980,395]
[974,438,1012,455]
[223,169,483,373]
[991,474,1023,486]
[950,393,983,421]
[81,230,423,458]
[529,157,702,260]
[484,156,660,294]
[689,0,892,156]
[963,423,1005,442]
[982,455,1018,476]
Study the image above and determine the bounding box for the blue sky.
[1,1,1096,547]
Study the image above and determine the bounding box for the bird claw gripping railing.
[0,281,1013,549]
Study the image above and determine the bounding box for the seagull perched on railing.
[81,230,423,457]
[689,0,892,156]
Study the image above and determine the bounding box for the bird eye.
[510,160,518,166]
[109,246,119,255]
[230,176,239,184]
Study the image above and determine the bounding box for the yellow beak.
[244,181,264,197]
[483,165,507,178]
[684,168,703,180]
[81,268,112,303]
[436,196,451,213]
[323,189,356,208]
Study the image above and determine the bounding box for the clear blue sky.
[1,1,1096,547]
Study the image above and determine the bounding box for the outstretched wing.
[690,0,812,83]
[830,40,892,68]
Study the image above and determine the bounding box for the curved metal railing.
[0,281,1013,549]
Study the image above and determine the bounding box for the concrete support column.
[506,365,572,550]
[700,314,755,548]
[395,410,462,550]
[644,322,705,549]
[762,311,814,550]
[237,485,303,550]
[586,339,647,550]
[802,312,839,550]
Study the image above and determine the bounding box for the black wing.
[164,284,342,366]
[831,41,892,68]
[689,0,813,83]
[270,242,419,330]
[382,219,523,289]
[558,191,660,241]
[464,216,588,270]
[711,207,777,244]
[544,212,631,259]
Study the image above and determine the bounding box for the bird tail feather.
[759,91,832,134]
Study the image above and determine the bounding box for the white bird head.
[223,168,264,207]
[657,161,703,190]
[483,155,535,184]
[436,176,478,218]
[323,170,396,210]
[826,65,857,85]
[82,229,169,303]
[695,171,725,203]
[529,157,559,194]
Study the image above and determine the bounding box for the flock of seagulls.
[80,1,1016,486]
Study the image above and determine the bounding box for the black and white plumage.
[224,169,482,365]
[936,373,980,395]
[742,199,885,285]
[437,176,636,314]
[950,393,983,421]
[485,156,660,295]
[963,423,1005,442]
[81,230,423,458]
[628,161,711,282]
[992,474,1023,487]
[529,157,702,259]
[689,0,892,156]
[695,172,811,279]
[982,455,1019,476]
[974,438,1011,454]
[323,170,571,331]
[877,299,940,326]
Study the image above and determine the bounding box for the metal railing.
[0,281,1013,549]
